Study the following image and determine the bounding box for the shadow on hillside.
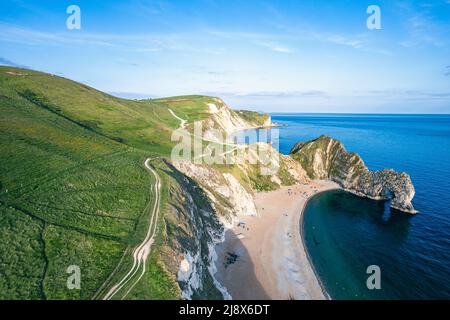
[214,229,270,300]
[159,160,269,299]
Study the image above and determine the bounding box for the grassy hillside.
[235,110,270,127]
[1,68,215,155]
[0,66,217,299]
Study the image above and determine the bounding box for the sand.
[214,180,340,300]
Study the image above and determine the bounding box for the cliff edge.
[290,135,416,213]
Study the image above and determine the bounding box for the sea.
[235,113,450,299]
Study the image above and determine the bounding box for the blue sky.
[1,0,449,113]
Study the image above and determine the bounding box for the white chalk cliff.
[170,102,417,300]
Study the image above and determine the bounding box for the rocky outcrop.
[173,160,258,227]
[169,101,311,299]
[204,98,274,138]
[204,99,255,135]
[290,135,416,213]
[262,114,272,127]
[159,160,229,300]
[170,106,417,300]
[170,159,262,300]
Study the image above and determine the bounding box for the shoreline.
[227,122,282,136]
[213,181,340,300]
[298,188,337,300]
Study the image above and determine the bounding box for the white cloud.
[397,2,450,48]
[253,40,293,53]
[0,22,223,55]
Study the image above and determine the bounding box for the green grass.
[1,67,211,156]
[152,95,212,123]
[235,110,270,126]
[0,205,46,299]
[123,249,181,300]
[0,66,278,300]
[0,66,219,300]
[0,67,154,299]
[43,224,126,300]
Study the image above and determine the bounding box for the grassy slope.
[0,66,214,299]
[235,110,270,126]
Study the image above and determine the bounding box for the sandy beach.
[214,180,340,300]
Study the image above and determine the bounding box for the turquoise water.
[237,114,450,299]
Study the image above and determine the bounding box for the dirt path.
[97,158,161,300]
[168,108,187,129]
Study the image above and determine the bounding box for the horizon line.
[267,112,450,115]
[2,65,449,116]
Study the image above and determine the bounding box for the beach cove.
[214,181,339,300]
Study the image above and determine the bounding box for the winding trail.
[96,108,236,300]
[168,108,187,129]
[101,158,161,300]
[168,107,244,162]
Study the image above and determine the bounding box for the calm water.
[237,114,450,299]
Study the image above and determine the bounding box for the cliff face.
[173,148,309,222]
[203,98,273,136]
[173,161,258,226]
[1,66,418,300]
[157,160,228,300]
[169,105,417,300]
[170,101,308,299]
[290,135,416,213]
